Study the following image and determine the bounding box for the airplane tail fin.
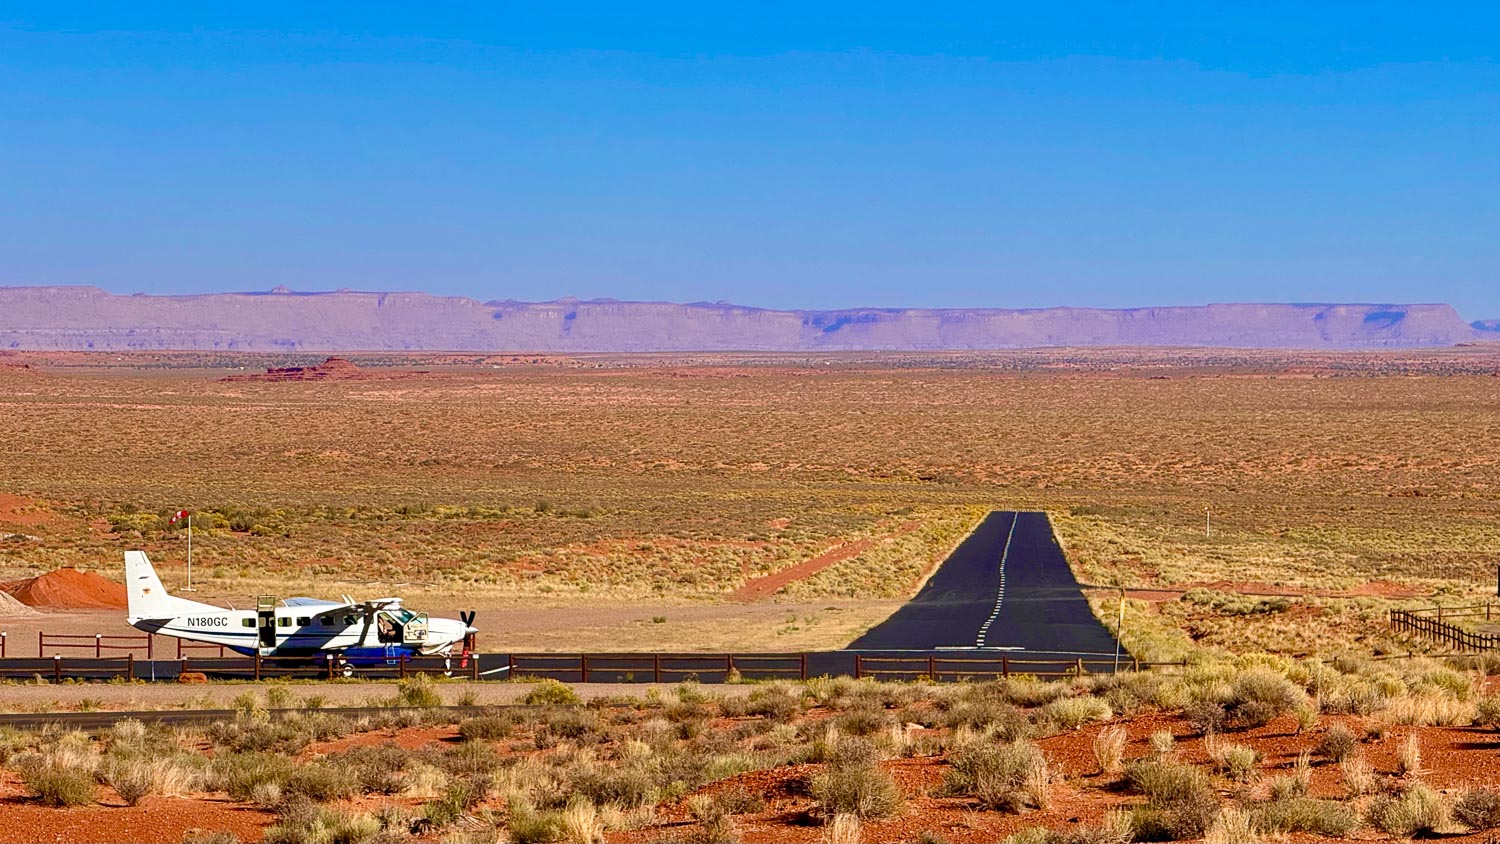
[124,551,215,620]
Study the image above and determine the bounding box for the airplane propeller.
[459,610,477,651]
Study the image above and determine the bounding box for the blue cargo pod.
[342,645,416,666]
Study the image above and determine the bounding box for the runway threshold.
[846,510,1120,656]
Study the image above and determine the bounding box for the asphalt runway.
[847,510,1120,655]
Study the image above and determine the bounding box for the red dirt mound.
[2,568,128,609]
[222,356,369,382]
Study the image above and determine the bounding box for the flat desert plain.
[1,347,1497,659]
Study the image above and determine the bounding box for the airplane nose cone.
[465,626,478,635]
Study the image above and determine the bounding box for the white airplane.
[124,551,477,674]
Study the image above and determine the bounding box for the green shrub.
[1454,788,1500,831]
[102,758,154,806]
[213,752,297,802]
[421,777,488,829]
[835,706,895,737]
[1183,700,1226,736]
[20,761,96,807]
[571,764,656,809]
[507,799,569,844]
[1315,723,1358,763]
[1123,760,1209,805]
[1123,760,1219,842]
[1215,744,1257,781]
[941,699,1032,740]
[522,679,581,706]
[394,675,443,709]
[1130,800,1219,843]
[809,737,902,819]
[334,744,409,795]
[1038,697,1112,732]
[1250,798,1358,836]
[1475,696,1500,730]
[539,710,601,744]
[942,741,1050,813]
[263,801,382,844]
[1225,669,1302,729]
[1368,783,1447,838]
[745,687,802,719]
[458,715,513,741]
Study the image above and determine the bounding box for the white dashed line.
[975,512,1019,649]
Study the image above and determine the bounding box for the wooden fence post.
[854,654,863,680]
[125,652,133,680]
[53,655,61,684]
[581,654,589,683]
[800,653,807,681]
[253,651,261,682]
[1001,656,1009,678]
[469,655,479,682]
[95,633,101,658]
[927,654,936,680]
[653,653,661,683]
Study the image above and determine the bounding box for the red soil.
[620,709,1500,843]
[0,494,60,529]
[0,771,268,843]
[2,568,128,609]
[731,521,921,602]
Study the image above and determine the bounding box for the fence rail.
[505,653,808,683]
[1390,609,1500,652]
[852,654,1182,681]
[39,633,154,659]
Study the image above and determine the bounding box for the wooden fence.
[38,632,155,659]
[505,653,808,683]
[851,654,1181,681]
[1389,607,1500,652]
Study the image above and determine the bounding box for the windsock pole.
[184,513,195,592]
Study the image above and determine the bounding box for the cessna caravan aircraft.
[124,551,476,674]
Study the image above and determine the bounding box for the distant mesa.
[0,286,1493,351]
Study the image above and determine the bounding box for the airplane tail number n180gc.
[124,551,477,676]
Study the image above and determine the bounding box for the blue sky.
[2,4,1497,317]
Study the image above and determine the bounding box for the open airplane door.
[404,612,429,644]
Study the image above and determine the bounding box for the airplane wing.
[283,597,347,608]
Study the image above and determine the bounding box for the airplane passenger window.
[241,619,254,628]
[320,618,333,626]
[296,617,310,626]
[277,617,291,627]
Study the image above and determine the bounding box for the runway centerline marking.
[975,512,1019,648]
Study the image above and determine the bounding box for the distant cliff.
[0,286,1486,351]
